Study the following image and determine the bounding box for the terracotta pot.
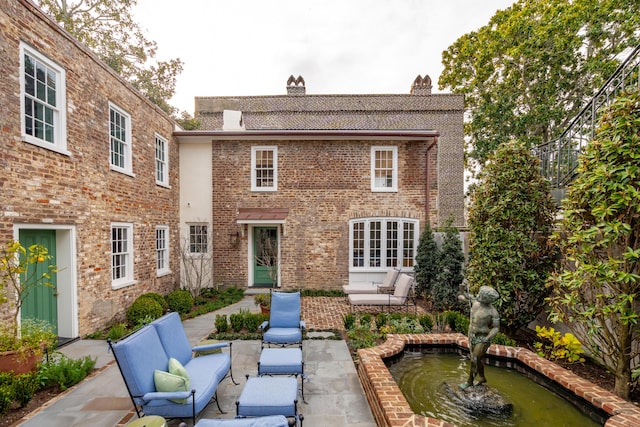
[260,306,270,316]
[0,348,41,374]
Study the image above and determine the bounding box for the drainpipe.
[425,137,438,225]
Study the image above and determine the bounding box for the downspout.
[425,137,438,225]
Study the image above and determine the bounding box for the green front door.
[253,227,278,287]
[19,230,58,334]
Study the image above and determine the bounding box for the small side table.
[236,377,299,420]
[258,348,305,401]
[125,415,167,427]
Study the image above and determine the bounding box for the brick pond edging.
[356,333,640,427]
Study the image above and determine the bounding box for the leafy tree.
[439,0,640,163]
[546,90,640,399]
[175,111,202,130]
[466,140,557,335]
[414,222,439,300]
[432,220,465,312]
[35,0,183,115]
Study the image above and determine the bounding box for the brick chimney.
[286,75,306,95]
[410,74,432,95]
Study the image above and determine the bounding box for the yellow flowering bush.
[534,325,585,364]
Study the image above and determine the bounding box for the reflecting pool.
[388,351,601,427]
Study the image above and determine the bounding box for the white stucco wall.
[179,142,212,225]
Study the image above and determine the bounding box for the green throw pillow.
[168,357,190,381]
[154,369,189,404]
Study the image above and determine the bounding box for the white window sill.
[111,279,138,290]
[156,269,172,278]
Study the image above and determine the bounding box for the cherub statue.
[459,285,500,389]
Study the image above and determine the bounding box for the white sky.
[133,0,515,114]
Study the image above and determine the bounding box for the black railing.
[534,44,640,189]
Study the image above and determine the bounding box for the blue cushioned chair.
[258,291,305,349]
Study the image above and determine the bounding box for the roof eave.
[174,129,440,143]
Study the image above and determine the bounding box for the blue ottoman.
[258,348,305,401]
[236,377,298,419]
[194,415,289,426]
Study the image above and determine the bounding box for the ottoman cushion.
[237,377,297,417]
[194,415,288,427]
[258,348,302,375]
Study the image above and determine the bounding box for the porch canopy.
[237,208,289,235]
[237,208,289,222]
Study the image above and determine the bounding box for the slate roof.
[195,80,463,131]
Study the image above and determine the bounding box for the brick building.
[0,0,180,337]
[0,0,465,336]
[176,76,464,289]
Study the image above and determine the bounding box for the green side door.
[253,227,278,287]
[19,230,58,334]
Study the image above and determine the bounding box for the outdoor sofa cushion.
[194,415,289,427]
[342,267,401,294]
[348,273,414,307]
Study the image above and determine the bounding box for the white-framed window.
[188,224,208,255]
[155,134,169,186]
[371,146,398,192]
[111,223,135,289]
[109,102,133,175]
[350,218,418,268]
[20,42,67,153]
[251,146,277,191]
[156,226,170,275]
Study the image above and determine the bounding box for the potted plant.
[0,240,58,373]
[254,293,271,315]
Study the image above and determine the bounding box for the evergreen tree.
[414,222,439,301]
[466,140,557,335]
[432,220,465,311]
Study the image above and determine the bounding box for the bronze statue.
[459,285,500,389]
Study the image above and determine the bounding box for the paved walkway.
[14,296,376,427]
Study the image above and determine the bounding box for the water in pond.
[388,352,600,427]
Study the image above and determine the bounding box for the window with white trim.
[109,103,132,174]
[155,134,169,186]
[111,223,134,288]
[20,42,67,152]
[371,146,398,192]
[156,226,170,275]
[402,222,417,267]
[350,218,418,268]
[188,224,208,255]
[251,146,277,191]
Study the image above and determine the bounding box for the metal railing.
[534,43,640,189]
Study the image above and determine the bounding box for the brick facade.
[186,76,464,289]
[195,83,465,228]
[208,136,436,288]
[176,129,438,289]
[0,0,180,335]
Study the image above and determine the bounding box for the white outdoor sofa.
[348,273,416,313]
[342,267,400,295]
